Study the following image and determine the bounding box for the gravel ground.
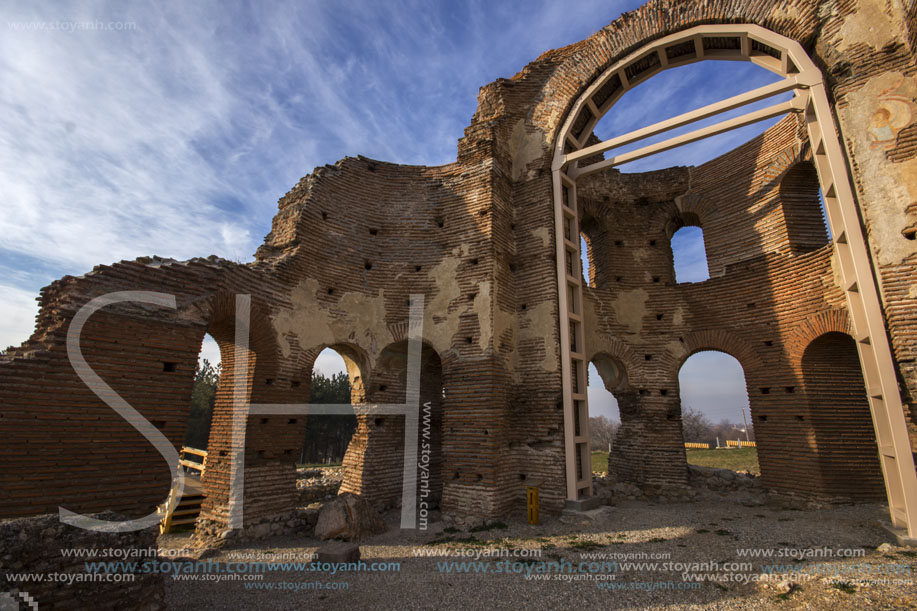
[160,499,916,610]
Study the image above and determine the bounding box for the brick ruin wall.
[1,0,916,543]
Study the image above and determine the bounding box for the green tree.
[184,359,220,449]
[301,371,355,464]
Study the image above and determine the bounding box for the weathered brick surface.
[1,0,915,535]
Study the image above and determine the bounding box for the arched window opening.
[780,161,831,251]
[185,334,222,451]
[591,61,793,174]
[801,332,883,498]
[671,226,710,283]
[580,233,592,287]
[587,356,625,474]
[678,351,754,468]
[301,347,356,466]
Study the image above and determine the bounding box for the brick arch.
[675,329,766,379]
[300,342,372,404]
[785,309,853,369]
[587,333,646,384]
[527,1,820,146]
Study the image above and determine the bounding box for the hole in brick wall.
[760,388,770,394]
[614,240,623,246]
[375,417,384,427]
[652,276,660,283]
[556,402,563,410]
[666,413,675,420]
[453,472,460,479]
[905,229,916,241]
[519,474,526,481]
[678,337,685,343]
[639,389,648,395]
[795,415,804,421]
[476,474,483,481]
[465,337,473,344]
[478,209,488,216]
[292,380,301,388]
[161,361,177,372]
[364,261,373,270]
[520,304,527,310]
[258,450,265,457]
[379,385,387,392]
[615,276,623,282]
[367,162,376,172]
[483,429,488,435]
[369,228,378,235]
[152,420,167,430]
[261,418,269,424]
[764,340,773,346]
[265,378,274,385]
[656,313,663,320]
[759,415,768,421]
[288,418,297,424]
[509,261,518,273]
[644,354,653,360]
[649,239,656,246]
[220,450,228,457]
[785,386,795,393]
[321,211,328,220]
[468,293,477,301]
[435,216,445,228]
[510,223,516,230]
[284,449,292,455]
[471,258,479,266]
[415,265,422,272]
[747,303,756,309]
[327,288,334,295]
[660,389,668,396]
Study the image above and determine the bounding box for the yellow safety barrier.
[684,442,710,449]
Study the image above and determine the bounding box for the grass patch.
[776,583,803,601]
[648,537,666,543]
[568,539,603,552]
[832,581,857,594]
[296,462,342,469]
[685,447,759,474]
[443,526,460,534]
[591,451,609,473]
[714,529,732,536]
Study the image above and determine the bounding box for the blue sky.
[1,0,788,425]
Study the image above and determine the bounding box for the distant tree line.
[182,363,356,464]
[589,406,753,451]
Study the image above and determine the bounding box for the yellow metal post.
[526,486,540,525]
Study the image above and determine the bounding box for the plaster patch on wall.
[611,288,648,334]
[272,278,393,364]
[671,306,685,327]
[510,119,544,181]
[496,298,557,383]
[909,284,917,299]
[424,249,468,354]
[665,340,688,360]
[531,227,551,248]
[834,0,902,52]
[272,278,334,358]
[473,280,493,351]
[842,72,917,266]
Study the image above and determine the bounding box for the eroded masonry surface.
[2,0,917,543]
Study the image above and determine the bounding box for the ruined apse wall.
[2,0,916,532]
[576,113,884,501]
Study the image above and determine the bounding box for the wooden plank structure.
[159,447,207,534]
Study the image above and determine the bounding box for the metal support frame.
[551,24,917,536]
